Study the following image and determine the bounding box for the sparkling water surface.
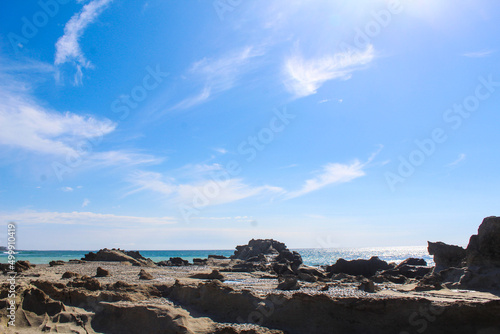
[0,246,433,266]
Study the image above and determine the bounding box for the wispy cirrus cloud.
[126,169,283,207]
[0,84,115,157]
[462,49,494,58]
[447,153,466,167]
[286,161,366,199]
[55,0,113,85]
[171,46,264,110]
[0,60,162,175]
[0,210,177,227]
[286,146,382,199]
[283,44,375,98]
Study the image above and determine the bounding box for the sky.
[0,0,499,250]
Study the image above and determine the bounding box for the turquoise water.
[0,246,433,266]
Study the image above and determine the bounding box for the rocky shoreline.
[1,217,500,333]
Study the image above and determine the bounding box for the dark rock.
[49,260,65,267]
[61,271,81,279]
[357,278,377,293]
[82,248,155,267]
[193,258,207,265]
[326,257,392,278]
[298,272,317,282]
[208,255,227,260]
[277,277,300,290]
[113,281,133,289]
[397,258,427,267]
[272,262,294,276]
[298,265,326,278]
[68,259,85,264]
[189,269,224,280]
[15,260,36,272]
[96,267,111,277]
[139,269,154,280]
[427,241,466,273]
[466,216,500,268]
[231,239,290,262]
[381,264,432,279]
[171,257,190,266]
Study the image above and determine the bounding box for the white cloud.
[0,211,177,227]
[447,153,466,167]
[171,86,211,110]
[0,63,162,175]
[61,187,74,192]
[171,46,263,110]
[177,179,282,207]
[126,170,283,207]
[55,0,113,85]
[283,44,375,98]
[82,198,90,208]
[0,84,115,157]
[286,161,366,199]
[213,147,228,154]
[463,50,494,58]
[286,146,382,199]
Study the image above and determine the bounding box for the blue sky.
[0,0,499,250]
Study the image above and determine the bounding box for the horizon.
[1,0,499,250]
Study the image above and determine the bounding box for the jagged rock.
[398,258,427,267]
[272,262,294,276]
[277,276,300,290]
[358,278,377,293]
[326,257,393,278]
[427,241,466,273]
[61,271,81,279]
[67,275,102,291]
[92,301,217,334]
[139,269,154,280]
[381,264,432,279]
[14,260,36,272]
[298,272,317,282]
[231,239,289,262]
[157,257,190,266]
[466,216,500,268]
[193,258,208,265]
[190,269,224,280]
[208,254,228,260]
[298,265,327,278]
[96,267,111,277]
[22,288,64,316]
[82,248,155,267]
[49,260,65,267]
[68,259,85,264]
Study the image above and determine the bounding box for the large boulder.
[326,256,393,278]
[427,241,466,273]
[230,239,303,274]
[466,216,500,268]
[82,248,155,267]
[231,239,288,261]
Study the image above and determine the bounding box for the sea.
[0,246,433,267]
